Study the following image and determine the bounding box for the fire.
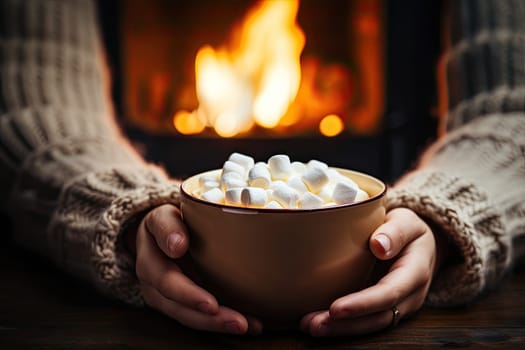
[123,0,384,137]
[175,0,305,137]
[171,0,383,138]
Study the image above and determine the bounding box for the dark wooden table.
[1,243,524,349]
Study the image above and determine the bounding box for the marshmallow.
[228,152,255,172]
[346,177,359,190]
[287,176,308,194]
[301,166,329,193]
[318,183,335,202]
[222,160,246,176]
[264,200,283,209]
[298,192,323,209]
[221,171,242,180]
[268,154,293,180]
[272,183,300,208]
[332,182,358,204]
[199,173,219,187]
[326,168,343,181]
[307,159,328,170]
[241,187,268,207]
[201,188,224,204]
[326,168,359,189]
[201,180,220,192]
[196,152,370,209]
[221,172,247,190]
[248,163,272,188]
[291,161,306,174]
[225,188,243,205]
[269,180,287,189]
[355,189,369,201]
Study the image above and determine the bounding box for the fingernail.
[375,234,391,254]
[224,321,244,335]
[167,233,182,253]
[197,302,215,314]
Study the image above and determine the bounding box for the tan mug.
[181,168,386,326]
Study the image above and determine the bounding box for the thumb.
[369,208,429,260]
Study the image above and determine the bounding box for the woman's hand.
[300,207,440,337]
[134,204,262,335]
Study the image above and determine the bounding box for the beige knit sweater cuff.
[48,165,181,306]
[386,170,510,307]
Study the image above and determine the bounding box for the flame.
[173,110,206,135]
[177,0,305,137]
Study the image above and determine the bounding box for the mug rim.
[180,167,387,214]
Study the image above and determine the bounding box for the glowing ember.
[173,110,205,135]
[319,114,344,137]
[175,0,305,137]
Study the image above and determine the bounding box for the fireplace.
[98,0,441,181]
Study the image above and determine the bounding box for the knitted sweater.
[0,0,180,305]
[387,0,525,306]
[0,0,523,309]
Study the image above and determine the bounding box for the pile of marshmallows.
[193,153,369,209]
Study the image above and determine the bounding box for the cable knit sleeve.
[387,0,525,306]
[0,0,179,305]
